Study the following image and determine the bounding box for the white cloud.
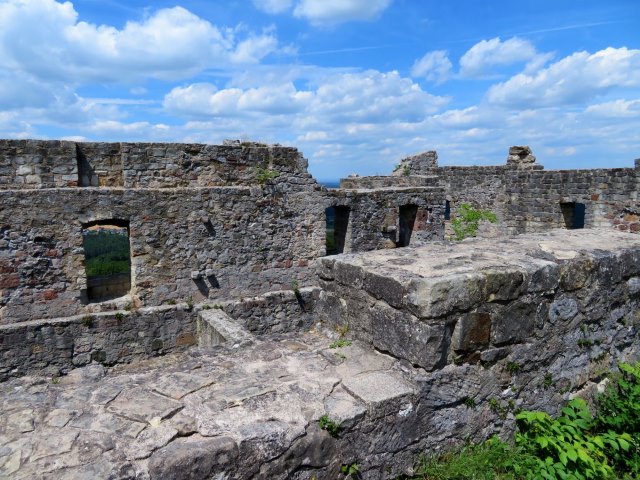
[487,47,640,107]
[253,0,293,14]
[459,37,549,78]
[164,70,447,124]
[585,99,640,118]
[411,50,452,84]
[293,0,392,25]
[0,0,281,84]
[164,82,313,117]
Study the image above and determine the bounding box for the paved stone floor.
[0,329,417,479]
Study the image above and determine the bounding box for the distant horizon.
[0,0,638,178]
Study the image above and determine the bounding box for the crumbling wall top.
[506,145,543,170]
[392,151,438,176]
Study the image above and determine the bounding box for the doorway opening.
[398,204,418,247]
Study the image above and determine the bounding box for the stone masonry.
[1,229,639,479]
[2,139,640,478]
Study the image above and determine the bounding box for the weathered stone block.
[371,301,448,370]
[451,311,491,352]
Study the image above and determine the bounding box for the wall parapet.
[0,139,317,190]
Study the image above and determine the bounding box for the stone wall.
[317,229,640,411]
[0,139,316,190]
[0,306,197,381]
[0,140,78,189]
[0,140,445,325]
[0,286,320,381]
[342,148,640,237]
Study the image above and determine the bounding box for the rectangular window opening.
[325,206,350,255]
[82,220,131,302]
[560,202,586,229]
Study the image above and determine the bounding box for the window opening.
[560,202,585,229]
[82,220,131,301]
[325,206,350,255]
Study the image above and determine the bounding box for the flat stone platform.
[0,331,421,479]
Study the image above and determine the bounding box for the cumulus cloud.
[0,0,281,84]
[487,47,640,107]
[459,37,551,78]
[164,70,447,124]
[411,50,453,84]
[164,82,312,116]
[293,0,392,25]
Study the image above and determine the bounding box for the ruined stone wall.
[0,139,315,190]
[0,186,326,324]
[0,140,78,189]
[316,231,640,466]
[328,187,445,252]
[0,286,320,381]
[0,306,197,381]
[342,155,640,236]
[0,140,444,325]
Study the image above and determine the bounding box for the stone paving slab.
[0,330,418,479]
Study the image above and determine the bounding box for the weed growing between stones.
[81,315,93,327]
[318,415,341,437]
[329,339,352,349]
[336,322,350,338]
[405,362,640,480]
[506,361,521,375]
[255,167,279,185]
[450,203,497,241]
[341,462,360,479]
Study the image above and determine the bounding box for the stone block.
[490,299,537,345]
[197,310,252,347]
[363,269,406,308]
[342,370,414,406]
[548,296,579,323]
[406,273,485,319]
[371,301,448,370]
[149,436,238,480]
[451,311,491,352]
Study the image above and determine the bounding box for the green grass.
[329,339,352,349]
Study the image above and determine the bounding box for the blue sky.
[1,0,639,180]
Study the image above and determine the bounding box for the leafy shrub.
[407,362,640,480]
[594,362,640,475]
[450,203,497,241]
[516,398,630,479]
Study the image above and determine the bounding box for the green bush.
[450,203,497,241]
[594,362,640,475]
[516,398,630,479]
[407,362,640,480]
